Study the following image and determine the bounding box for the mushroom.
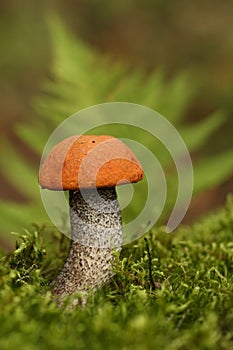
[39,135,144,299]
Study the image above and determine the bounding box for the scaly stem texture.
[53,187,122,296]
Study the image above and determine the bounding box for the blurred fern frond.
[1,16,233,244]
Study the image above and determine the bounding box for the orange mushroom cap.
[39,135,144,191]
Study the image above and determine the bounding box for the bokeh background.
[0,0,232,250]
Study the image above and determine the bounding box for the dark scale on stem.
[53,187,122,297]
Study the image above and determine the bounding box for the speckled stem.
[53,187,122,297]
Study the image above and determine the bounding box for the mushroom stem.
[53,187,122,297]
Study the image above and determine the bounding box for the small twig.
[144,237,155,290]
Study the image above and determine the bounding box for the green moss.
[0,196,233,350]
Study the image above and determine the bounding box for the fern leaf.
[0,140,39,200]
[180,111,226,152]
[0,200,48,235]
[15,122,52,155]
[135,69,167,110]
[155,71,198,123]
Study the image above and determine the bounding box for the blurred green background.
[0,0,232,250]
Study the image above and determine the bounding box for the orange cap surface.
[39,135,144,190]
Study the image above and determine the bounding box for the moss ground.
[0,196,233,350]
